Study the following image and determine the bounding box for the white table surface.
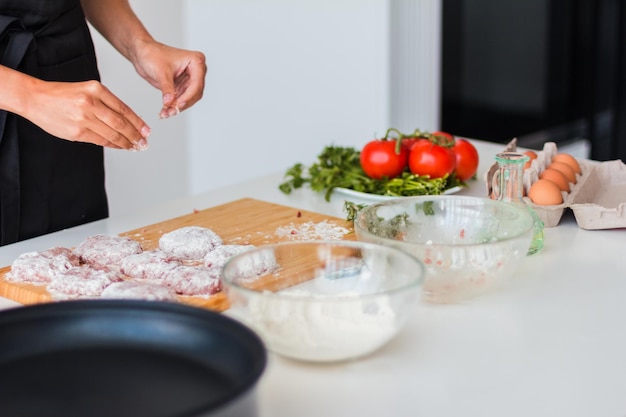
[1,139,624,417]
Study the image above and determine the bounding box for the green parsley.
[279,146,464,202]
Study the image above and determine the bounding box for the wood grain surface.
[0,198,354,311]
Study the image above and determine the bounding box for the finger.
[159,84,179,119]
[73,127,125,150]
[91,116,136,149]
[176,81,190,102]
[97,87,151,139]
[173,57,206,111]
[159,73,190,119]
[94,88,151,149]
[159,71,178,109]
[159,103,177,119]
[174,72,190,93]
[91,102,148,150]
[159,77,193,119]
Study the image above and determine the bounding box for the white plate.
[333,186,464,204]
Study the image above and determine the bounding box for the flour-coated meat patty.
[8,247,80,284]
[203,244,256,272]
[74,234,143,269]
[101,280,177,301]
[47,265,124,300]
[119,250,181,281]
[158,226,223,260]
[162,264,222,296]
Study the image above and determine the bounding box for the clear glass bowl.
[354,196,534,303]
[222,240,424,363]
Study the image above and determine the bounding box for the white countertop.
[1,140,624,417]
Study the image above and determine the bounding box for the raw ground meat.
[74,234,143,269]
[47,266,124,300]
[120,250,181,281]
[7,247,80,284]
[203,244,256,272]
[162,264,222,296]
[159,226,223,260]
[101,280,178,301]
[5,230,236,301]
[40,246,81,269]
[7,252,57,284]
[224,248,278,281]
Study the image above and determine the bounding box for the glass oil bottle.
[492,152,544,255]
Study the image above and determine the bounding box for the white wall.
[184,0,391,195]
[92,0,441,215]
[91,1,188,217]
[390,0,442,132]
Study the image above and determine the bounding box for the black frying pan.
[0,300,266,417]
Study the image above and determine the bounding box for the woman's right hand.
[22,77,151,150]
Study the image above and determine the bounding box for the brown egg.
[528,179,564,205]
[539,168,570,192]
[552,153,581,174]
[548,161,577,184]
[523,150,538,170]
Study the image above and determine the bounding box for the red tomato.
[400,136,420,151]
[431,131,455,144]
[451,138,479,181]
[360,140,408,180]
[408,139,456,179]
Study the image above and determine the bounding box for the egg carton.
[485,139,626,229]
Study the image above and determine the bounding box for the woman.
[0,0,206,245]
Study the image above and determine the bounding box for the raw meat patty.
[119,250,181,281]
[40,246,81,269]
[224,248,278,281]
[162,264,222,296]
[7,247,80,284]
[101,280,177,301]
[74,234,143,269]
[47,266,123,300]
[159,226,223,260]
[203,244,256,272]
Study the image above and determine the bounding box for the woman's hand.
[23,78,151,150]
[130,40,207,119]
[80,0,207,120]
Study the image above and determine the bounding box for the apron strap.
[0,16,34,245]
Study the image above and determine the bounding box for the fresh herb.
[417,201,435,215]
[343,201,367,222]
[279,146,464,202]
[355,208,412,240]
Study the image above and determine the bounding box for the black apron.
[0,0,108,246]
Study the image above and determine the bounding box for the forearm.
[80,0,155,64]
[0,65,40,117]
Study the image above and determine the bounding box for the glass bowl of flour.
[221,240,424,362]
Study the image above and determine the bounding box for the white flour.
[234,288,398,362]
[274,220,350,241]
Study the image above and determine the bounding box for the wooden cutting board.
[0,198,354,311]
